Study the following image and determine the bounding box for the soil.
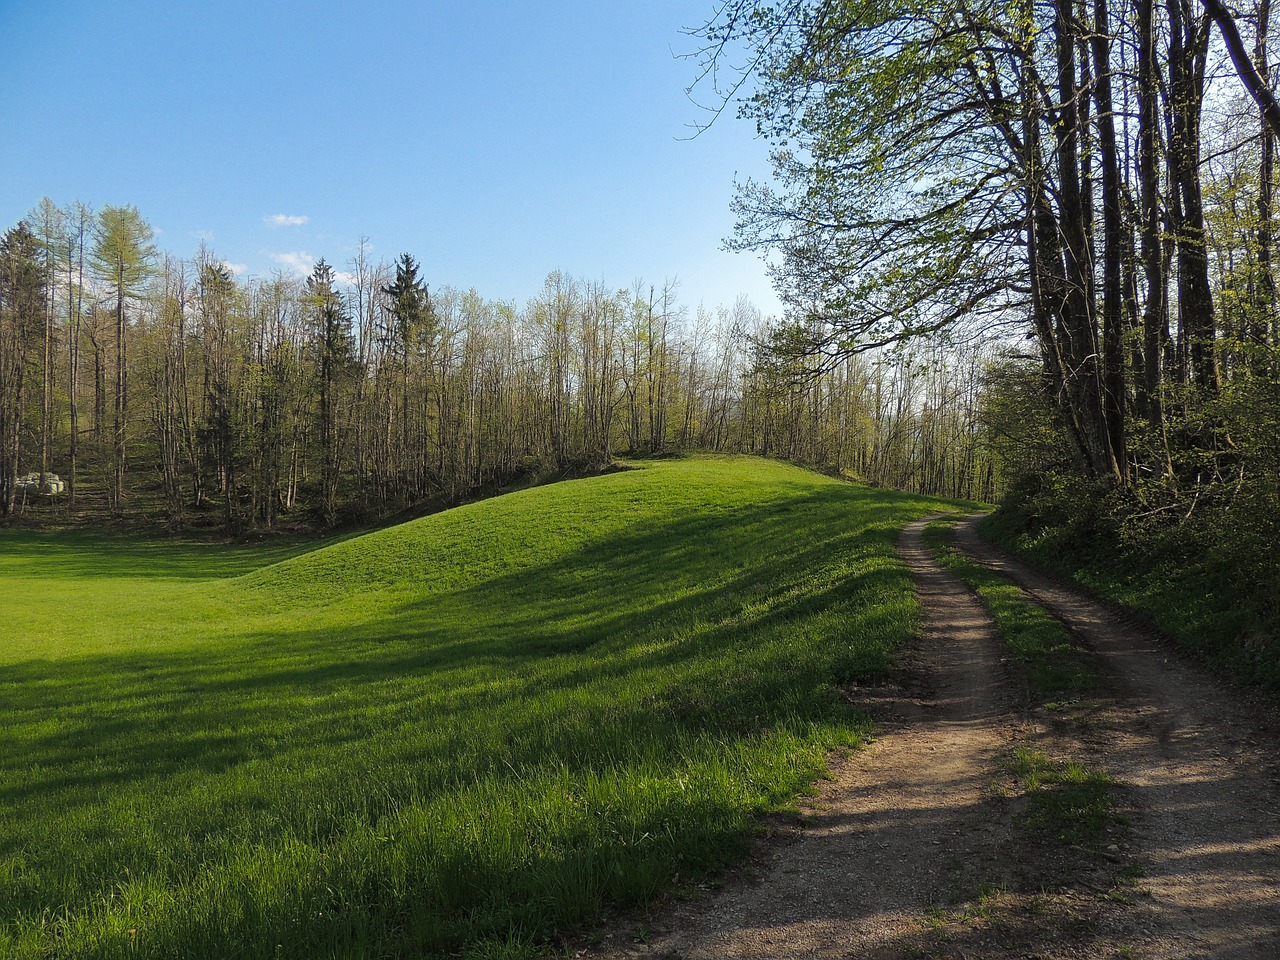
[577,515,1280,959]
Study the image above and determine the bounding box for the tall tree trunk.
[42,265,53,482]
[1168,0,1220,400]
[1256,0,1277,369]
[1092,0,1129,478]
[1202,0,1280,138]
[113,263,127,509]
[1135,0,1176,473]
[1051,0,1121,479]
[67,228,83,508]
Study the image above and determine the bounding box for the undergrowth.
[982,472,1280,691]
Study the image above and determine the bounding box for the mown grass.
[0,455,965,959]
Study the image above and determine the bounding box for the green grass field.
[0,456,965,959]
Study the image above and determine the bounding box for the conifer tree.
[382,252,432,495]
[91,205,155,508]
[305,258,354,523]
[0,224,47,515]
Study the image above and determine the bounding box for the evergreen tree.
[381,252,432,495]
[305,258,354,524]
[0,224,48,515]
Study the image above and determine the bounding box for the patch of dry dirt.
[576,515,1280,959]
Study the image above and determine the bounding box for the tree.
[1202,0,1280,139]
[29,198,64,486]
[381,252,432,496]
[0,224,47,516]
[691,0,1239,482]
[197,256,242,531]
[62,201,93,507]
[90,205,155,509]
[304,258,354,524]
[148,254,192,524]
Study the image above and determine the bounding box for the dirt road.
[954,516,1280,958]
[583,515,1280,959]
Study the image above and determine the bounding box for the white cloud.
[264,213,310,227]
[334,270,358,287]
[270,251,316,276]
[221,261,248,276]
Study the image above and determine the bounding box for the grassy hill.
[0,456,967,959]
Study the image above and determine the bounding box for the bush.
[980,357,1280,689]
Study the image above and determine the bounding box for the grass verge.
[980,501,1280,690]
[924,518,1118,860]
[923,518,1095,703]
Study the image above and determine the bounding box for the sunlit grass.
[0,456,964,959]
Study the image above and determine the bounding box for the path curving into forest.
[583,514,1280,959]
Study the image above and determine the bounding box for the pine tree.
[381,252,432,496]
[305,259,354,524]
[0,224,48,515]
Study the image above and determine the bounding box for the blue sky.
[0,0,780,314]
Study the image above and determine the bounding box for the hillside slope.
[0,456,965,960]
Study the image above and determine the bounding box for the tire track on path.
[954,516,1280,958]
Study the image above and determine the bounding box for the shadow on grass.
[0,528,328,580]
[0,480,944,958]
[2,488,908,770]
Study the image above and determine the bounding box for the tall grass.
[0,456,963,959]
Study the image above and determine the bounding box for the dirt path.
[581,515,1280,959]
[583,518,1022,959]
[954,516,1280,958]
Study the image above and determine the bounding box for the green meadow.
[0,457,964,959]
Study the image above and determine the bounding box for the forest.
[686,0,1280,646]
[0,201,996,532]
[2,0,1279,626]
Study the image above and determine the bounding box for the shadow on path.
[956,516,1280,959]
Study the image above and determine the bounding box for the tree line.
[0,199,1000,531]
